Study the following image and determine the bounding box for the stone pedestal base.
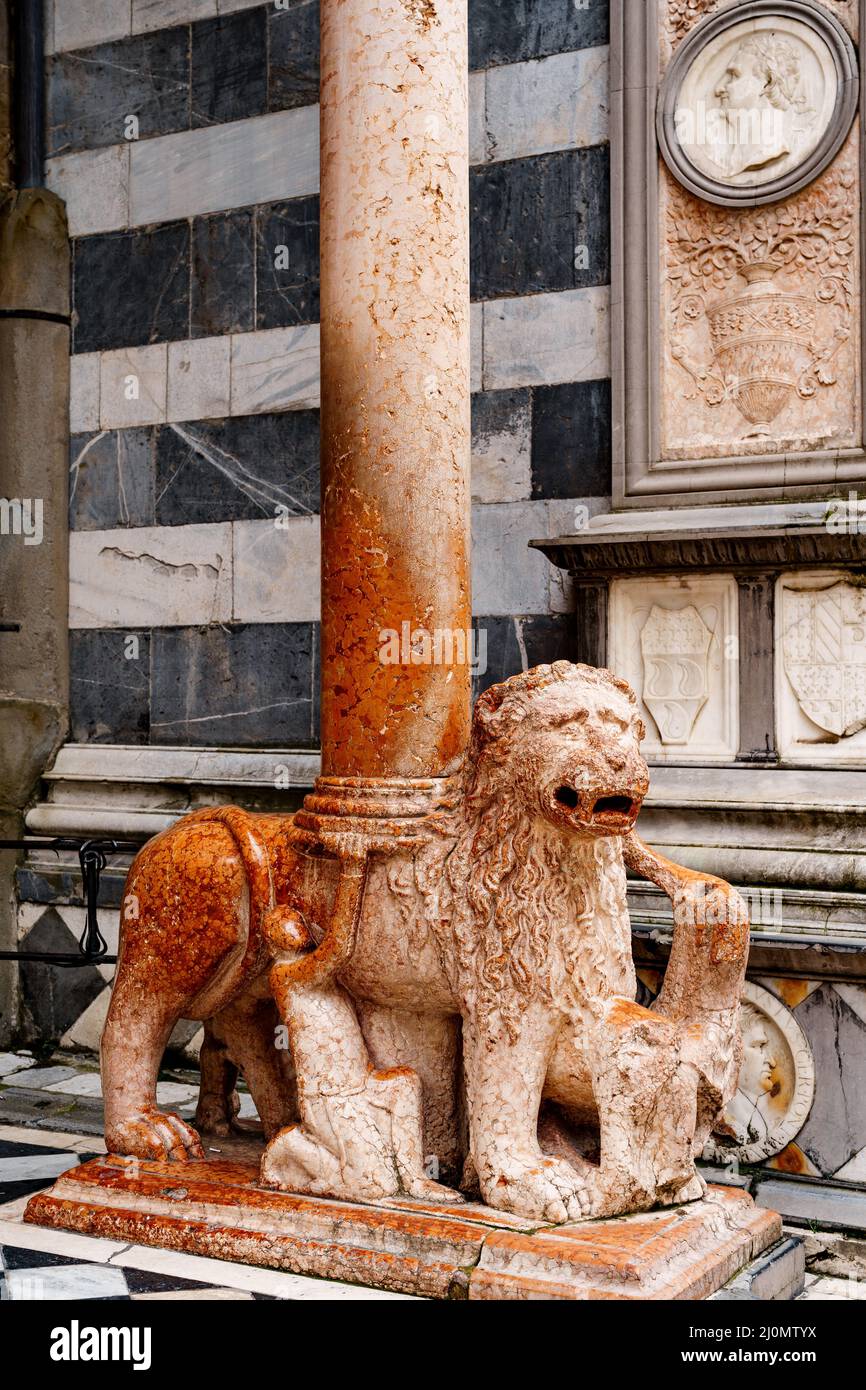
[25,1148,782,1300]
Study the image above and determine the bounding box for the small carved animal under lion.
[102,663,749,1223]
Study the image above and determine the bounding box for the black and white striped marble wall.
[43,0,613,746]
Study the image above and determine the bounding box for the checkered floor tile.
[0,1126,416,1301]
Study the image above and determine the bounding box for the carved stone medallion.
[782,579,866,736]
[659,1,859,207]
[704,982,816,1165]
[639,604,712,744]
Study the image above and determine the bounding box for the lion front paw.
[480,1150,596,1224]
[105,1107,204,1162]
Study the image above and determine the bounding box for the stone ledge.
[25,1154,783,1301]
[533,500,866,576]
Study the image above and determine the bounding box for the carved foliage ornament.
[659,1,859,208]
[666,152,856,428]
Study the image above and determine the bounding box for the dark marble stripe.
[73,223,190,354]
[469,0,609,71]
[69,429,155,531]
[150,622,318,747]
[472,614,572,701]
[531,378,612,499]
[47,0,608,157]
[70,629,151,744]
[255,195,320,330]
[471,146,609,302]
[47,27,191,158]
[192,209,256,337]
[268,0,320,113]
[154,411,320,525]
[191,8,268,129]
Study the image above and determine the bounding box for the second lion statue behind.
[101,662,749,1224]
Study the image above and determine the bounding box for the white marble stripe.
[5,1264,131,1300]
[46,49,607,235]
[72,289,605,434]
[49,0,286,54]
[68,497,579,629]
[0,1124,107,1155]
[0,1154,81,1182]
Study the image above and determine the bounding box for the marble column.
[318,0,471,780]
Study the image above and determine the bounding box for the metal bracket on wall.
[0,838,140,967]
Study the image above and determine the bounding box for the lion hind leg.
[102,974,204,1162]
[261,970,452,1203]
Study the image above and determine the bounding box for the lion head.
[418,663,646,1040]
[467,661,649,837]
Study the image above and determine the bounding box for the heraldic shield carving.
[783,581,866,738]
[639,604,713,745]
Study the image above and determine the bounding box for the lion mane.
[415,663,636,1041]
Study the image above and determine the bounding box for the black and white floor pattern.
[0,1127,414,1302]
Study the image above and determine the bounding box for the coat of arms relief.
[639,604,714,745]
[783,580,866,739]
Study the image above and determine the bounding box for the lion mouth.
[553,785,641,833]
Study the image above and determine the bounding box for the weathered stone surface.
[46,144,130,237]
[482,286,610,390]
[795,985,866,1175]
[167,337,231,423]
[531,378,612,499]
[484,46,609,163]
[191,9,267,128]
[470,388,531,503]
[472,500,556,614]
[69,522,232,627]
[69,353,101,433]
[74,224,190,354]
[191,210,255,337]
[133,0,217,34]
[130,107,320,227]
[230,323,320,415]
[154,411,320,525]
[70,630,151,744]
[99,344,168,428]
[150,622,317,745]
[69,428,155,530]
[27,1159,780,1300]
[233,517,321,624]
[53,0,133,55]
[48,29,191,156]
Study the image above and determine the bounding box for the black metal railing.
[0,838,140,967]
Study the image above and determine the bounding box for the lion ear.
[474,687,528,745]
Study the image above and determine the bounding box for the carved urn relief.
[650,0,863,474]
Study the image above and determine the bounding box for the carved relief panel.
[612,0,866,503]
[703,981,816,1166]
[776,568,866,761]
[609,575,739,761]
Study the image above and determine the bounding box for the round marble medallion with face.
[703,981,816,1166]
[658,1,859,206]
